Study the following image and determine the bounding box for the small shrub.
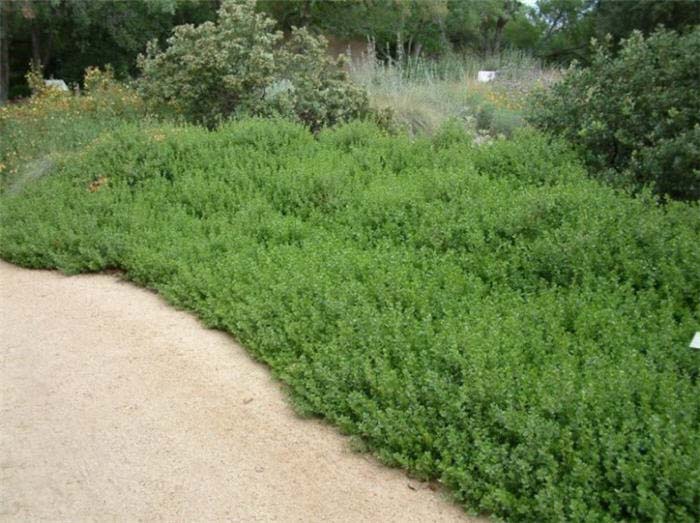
[490,107,524,137]
[528,27,700,200]
[137,0,369,129]
[475,103,494,133]
[432,118,474,148]
[26,61,50,96]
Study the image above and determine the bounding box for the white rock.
[44,79,69,91]
[690,332,700,349]
[477,70,497,83]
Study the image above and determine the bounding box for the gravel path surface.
[0,261,479,522]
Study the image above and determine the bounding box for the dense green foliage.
[137,0,368,129]
[534,0,700,63]
[1,0,219,99]
[5,0,700,103]
[258,0,527,56]
[259,0,700,63]
[528,27,700,200]
[2,119,698,522]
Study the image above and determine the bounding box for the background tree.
[5,0,219,98]
[6,0,699,101]
[593,0,700,44]
[533,0,700,63]
[502,4,542,51]
[259,0,534,57]
[1,0,9,104]
[533,0,591,62]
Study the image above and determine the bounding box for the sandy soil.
[0,261,481,522]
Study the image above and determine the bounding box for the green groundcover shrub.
[528,27,700,201]
[137,0,369,130]
[1,120,699,522]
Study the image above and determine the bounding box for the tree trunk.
[0,0,9,104]
[30,20,40,65]
[41,30,50,66]
[413,42,422,58]
[492,16,507,54]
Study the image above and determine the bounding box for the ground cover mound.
[1,119,698,522]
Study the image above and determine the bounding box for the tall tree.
[534,0,700,63]
[446,0,526,54]
[4,0,219,97]
[1,0,10,104]
[593,0,700,43]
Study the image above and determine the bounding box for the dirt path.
[0,261,478,522]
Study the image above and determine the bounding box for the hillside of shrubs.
[1,118,699,522]
[1,2,699,522]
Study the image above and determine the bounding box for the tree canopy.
[3,0,699,102]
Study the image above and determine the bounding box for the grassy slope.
[1,119,699,522]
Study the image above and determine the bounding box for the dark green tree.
[1,0,9,103]
[5,0,219,98]
[534,0,700,63]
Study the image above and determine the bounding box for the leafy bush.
[2,119,699,522]
[528,27,700,200]
[137,0,369,130]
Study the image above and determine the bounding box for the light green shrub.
[137,0,369,129]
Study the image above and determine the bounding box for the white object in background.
[44,79,69,91]
[690,332,700,349]
[477,70,497,83]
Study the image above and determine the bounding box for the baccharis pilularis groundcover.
[1,118,699,522]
